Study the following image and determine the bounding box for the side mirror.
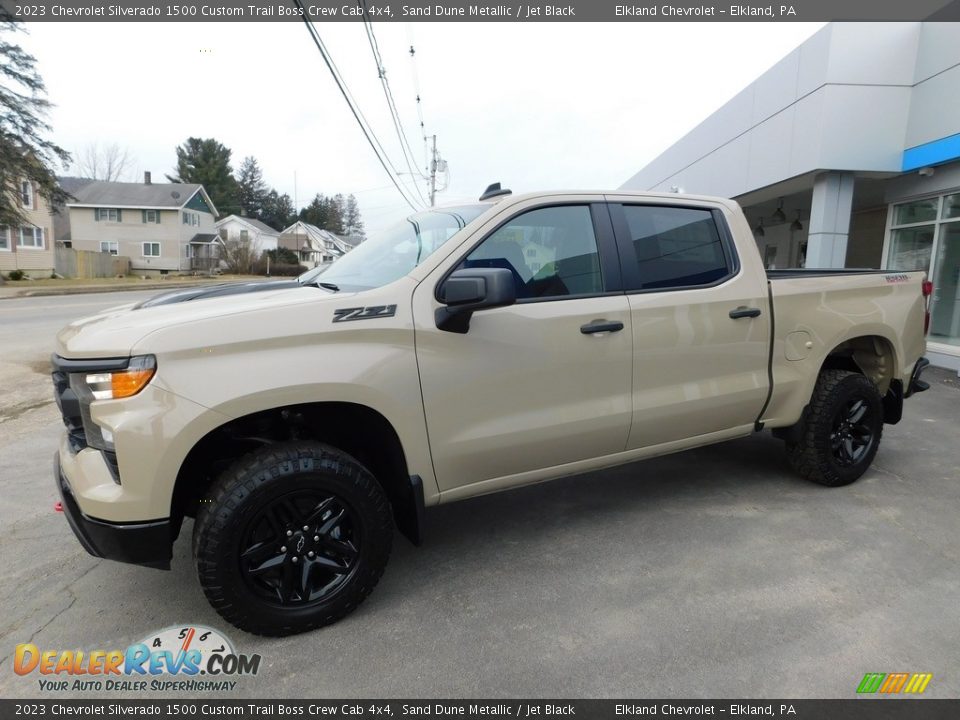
[435,267,516,333]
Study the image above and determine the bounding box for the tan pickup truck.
[52,186,931,635]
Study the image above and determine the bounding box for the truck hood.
[56,284,342,359]
[133,279,301,308]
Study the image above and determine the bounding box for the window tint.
[461,205,602,300]
[622,205,730,289]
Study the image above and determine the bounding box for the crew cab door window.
[459,205,603,299]
[619,205,733,290]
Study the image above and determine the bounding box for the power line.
[359,0,430,206]
[292,0,423,212]
[406,25,430,173]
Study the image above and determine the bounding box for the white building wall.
[620,23,935,197]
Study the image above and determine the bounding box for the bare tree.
[75,141,134,181]
[221,234,261,275]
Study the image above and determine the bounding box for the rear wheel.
[786,369,883,487]
[194,442,393,636]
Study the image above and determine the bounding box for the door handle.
[729,306,762,319]
[580,320,624,334]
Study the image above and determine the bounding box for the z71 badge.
[333,305,398,322]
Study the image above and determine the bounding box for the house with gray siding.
[64,173,220,274]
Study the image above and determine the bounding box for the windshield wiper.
[304,280,340,292]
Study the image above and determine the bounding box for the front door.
[412,202,633,494]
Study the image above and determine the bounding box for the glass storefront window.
[887,226,935,272]
[893,198,939,225]
[942,193,960,220]
[888,190,960,350]
[929,223,960,346]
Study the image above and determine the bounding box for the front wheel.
[786,369,884,487]
[193,442,393,636]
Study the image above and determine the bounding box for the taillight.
[922,280,933,334]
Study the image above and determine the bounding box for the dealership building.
[621,22,960,371]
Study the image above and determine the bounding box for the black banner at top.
[1,0,960,22]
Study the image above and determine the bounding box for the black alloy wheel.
[830,397,876,467]
[239,491,360,606]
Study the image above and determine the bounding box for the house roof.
[215,214,280,236]
[189,233,221,244]
[279,221,351,255]
[58,176,95,199]
[65,180,216,214]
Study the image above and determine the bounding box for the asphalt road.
[0,291,161,422]
[0,291,958,699]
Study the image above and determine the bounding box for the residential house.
[0,178,56,278]
[215,215,280,253]
[65,173,220,274]
[278,221,354,268]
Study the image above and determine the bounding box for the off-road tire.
[786,369,884,487]
[193,442,393,636]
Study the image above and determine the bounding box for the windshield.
[299,204,490,291]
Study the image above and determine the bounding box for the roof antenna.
[479,182,512,201]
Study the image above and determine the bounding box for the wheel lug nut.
[314,535,320,542]
[303,526,309,531]
[281,546,287,552]
[286,530,293,537]
[308,551,315,558]
[291,556,299,563]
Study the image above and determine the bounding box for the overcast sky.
[20,21,824,233]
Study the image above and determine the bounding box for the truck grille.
[51,358,87,454]
[51,354,128,483]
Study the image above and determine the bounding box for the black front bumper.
[55,453,173,570]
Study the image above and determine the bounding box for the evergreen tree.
[299,193,329,228]
[298,191,362,236]
[261,189,295,231]
[328,193,346,234]
[0,20,70,228]
[343,194,365,240]
[167,137,239,218]
[235,155,268,219]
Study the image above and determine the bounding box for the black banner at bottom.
[1,700,958,720]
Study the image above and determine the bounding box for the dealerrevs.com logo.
[13,625,261,692]
[857,672,933,695]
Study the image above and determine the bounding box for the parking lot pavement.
[0,362,956,699]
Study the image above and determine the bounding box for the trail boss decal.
[333,305,398,322]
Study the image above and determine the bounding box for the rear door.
[607,199,771,449]
[412,199,633,494]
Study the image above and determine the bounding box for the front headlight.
[70,355,156,452]
[83,355,157,400]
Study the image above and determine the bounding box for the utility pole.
[429,134,437,207]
